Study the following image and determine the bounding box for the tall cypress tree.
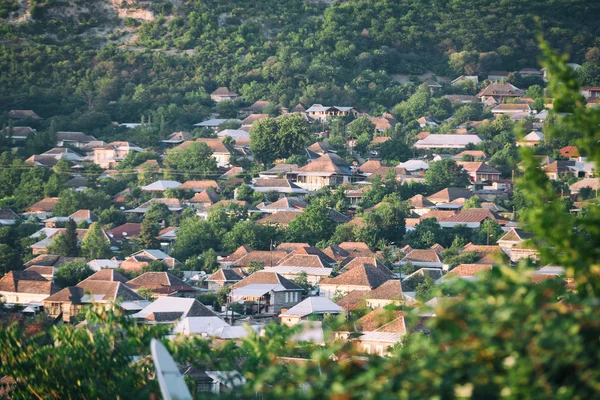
[47,218,79,256]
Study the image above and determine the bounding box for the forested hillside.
[1,0,599,138]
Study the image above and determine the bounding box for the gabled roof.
[24,255,85,268]
[127,272,196,294]
[0,270,57,295]
[338,242,372,253]
[414,134,482,148]
[570,178,600,192]
[252,179,303,190]
[477,83,524,98]
[369,116,398,131]
[296,153,353,176]
[132,297,218,322]
[193,119,240,127]
[141,180,181,192]
[356,309,405,333]
[461,243,507,264]
[69,209,98,221]
[127,249,171,261]
[428,188,473,203]
[206,268,244,282]
[82,269,129,284]
[188,190,221,204]
[357,160,384,174]
[95,141,142,152]
[280,297,343,318]
[56,131,97,143]
[223,245,252,262]
[280,246,336,265]
[335,290,369,311]
[45,281,143,303]
[307,141,334,155]
[261,164,299,176]
[1,126,36,138]
[365,280,403,300]
[165,131,193,141]
[542,160,575,173]
[211,87,238,96]
[231,251,289,268]
[442,208,502,224]
[446,264,493,277]
[498,228,534,243]
[217,129,250,140]
[319,263,391,289]
[107,223,142,240]
[262,197,307,211]
[178,138,233,154]
[401,249,442,264]
[8,110,42,120]
[491,103,531,113]
[559,146,581,158]
[456,162,501,175]
[276,254,328,269]
[455,150,488,160]
[241,114,269,126]
[521,130,544,142]
[257,211,300,226]
[0,208,20,221]
[423,79,442,88]
[231,271,303,291]
[408,194,435,208]
[276,242,311,252]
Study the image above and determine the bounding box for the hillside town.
[2,0,600,391]
[1,61,592,389]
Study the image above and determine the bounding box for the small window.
[376,345,384,356]
[363,344,371,354]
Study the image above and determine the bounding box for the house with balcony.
[287,153,362,191]
[229,271,304,315]
[457,162,501,183]
[93,142,142,168]
[305,105,359,122]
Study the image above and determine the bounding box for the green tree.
[47,219,79,257]
[250,115,313,164]
[235,184,255,202]
[347,116,375,140]
[474,219,505,245]
[54,190,87,216]
[164,142,217,180]
[378,138,411,164]
[54,261,93,287]
[329,223,356,245]
[247,260,265,274]
[222,221,279,253]
[99,206,126,227]
[0,243,21,275]
[462,195,482,210]
[250,117,279,165]
[276,114,313,158]
[287,201,335,245]
[425,159,471,192]
[171,216,220,261]
[137,218,160,249]
[291,271,313,293]
[80,222,111,260]
[525,84,544,99]
[144,203,171,223]
[0,307,166,399]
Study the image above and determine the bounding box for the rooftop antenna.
[151,339,192,400]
